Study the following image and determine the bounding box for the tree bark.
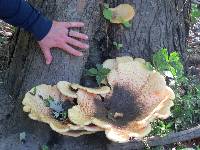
[106,0,190,59]
[1,0,191,149]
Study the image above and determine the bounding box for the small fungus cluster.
[103,4,135,27]
[22,56,175,143]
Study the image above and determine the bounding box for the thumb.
[42,48,53,64]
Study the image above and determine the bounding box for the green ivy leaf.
[152,48,169,72]
[103,3,109,9]
[168,66,176,77]
[99,68,111,76]
[145,62,154,71]
[169,52,184,78]
[113,41,117,46]
[43,96,54,107]
[96,75,104,86]
[161,48,169,61]
[118,44,123,48]
[29,87,37,96]
[169,52,179,61]
[86,68,98,76]
[166,122,173,129]
[103,8,113,20]
[113,42,123,50]
[96,64,103,70]
[123,21,131,28]
[86,65,110,86]
[61,111,68,119]
[42,145,49,150]
[43,99,50,107]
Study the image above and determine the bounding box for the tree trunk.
[1,0,190,150]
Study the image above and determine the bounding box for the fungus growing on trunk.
[110,4,135,23]
[22,84,103,136]
[93,57,175,142]
[22,56,175,143]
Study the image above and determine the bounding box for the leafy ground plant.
[191,4,200,24]
[152,48,184,80]
[150,120,173,137]
[86,64,110,86]
[150,48,200,141]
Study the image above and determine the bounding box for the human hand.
[38,21,89,64]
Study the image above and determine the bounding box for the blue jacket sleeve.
[0,0,52,41]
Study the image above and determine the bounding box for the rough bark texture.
[2,0,109,149]
[0,0,191,150]
[107,0,190,59]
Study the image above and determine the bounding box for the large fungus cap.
[68,105,92,126]
[57,81,110,96]
[110,4,135,23]
[60,130,96,137]
[22,84,100,135]
[57,81,77,98]
[22,84,73,133]
[71,83,111,95]
[76,56,175,143]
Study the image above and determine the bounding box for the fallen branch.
[107,125,200,150]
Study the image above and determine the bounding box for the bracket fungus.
[22,56,175,143]
[22,84,103,137]
[110,4,135,23]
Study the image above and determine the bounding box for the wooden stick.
[107,125,200,150]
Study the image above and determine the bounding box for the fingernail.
[85,36,89,39]
[79,53,83,56]
[46,60,51,65]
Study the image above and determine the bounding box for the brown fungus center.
[94,85,143,127]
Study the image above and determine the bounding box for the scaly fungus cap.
[22,84,102,135]
[22,56,175,143]
[75,56,175,143]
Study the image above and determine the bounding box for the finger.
[65,36,89,49]
[42,48,53,64]
[62,44,83,56]
[69,30,88,40]
[65,22,85,28]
